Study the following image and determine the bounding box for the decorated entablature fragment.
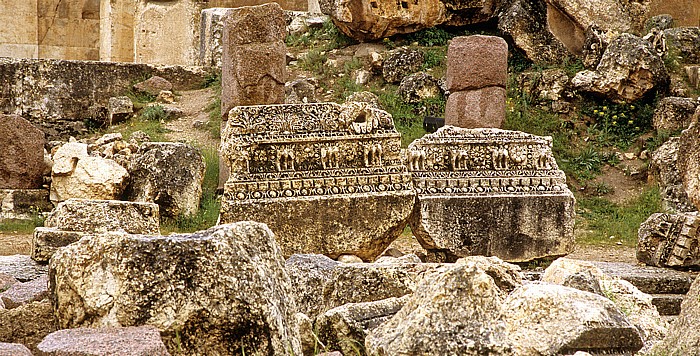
[407,126,569,195]
[220,102,414,201]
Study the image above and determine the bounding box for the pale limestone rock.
[679,118,700,212]
[650,137,696,213]
[502,283,643,355]
[37,326,170,356]
[365,263,513,355]
[652,97,698,132]
[45,199,160,235]
[397,72,443,104]
[0,300,57,355]
[50,222,302,356]
[50,156,128,203]
[652,275,700,355]
[51,142,89,176]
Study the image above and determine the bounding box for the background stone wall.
[649,0,699,26]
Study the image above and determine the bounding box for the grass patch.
[286,19,356,51]
[161,146,221,234]
[109,116,170,142]
[139,105,170,122]
[0,216,45,234]
[576,187,661,246]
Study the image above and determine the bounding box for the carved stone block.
[445,87,506,128]
[219,102,416,261]
[637,212,700,268]
[407,126,575,262]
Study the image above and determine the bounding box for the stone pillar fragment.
[445,35,508,129]
[199,8,233,68]
[0,114,47,189]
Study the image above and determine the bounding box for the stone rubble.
[37,326,170,356]
[0,275,49,309]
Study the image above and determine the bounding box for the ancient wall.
[0,1,39,59]
[206,0,307,12]
[37,0,101,60]
[134,0,201,65]
[649,0,700,26]
[100,0,136,62]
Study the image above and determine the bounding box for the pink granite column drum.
[445,35,508,128]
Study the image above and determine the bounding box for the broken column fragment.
[407,126,575,262]
[637,212,700,268]
[219,102,415,261]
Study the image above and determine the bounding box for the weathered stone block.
[637,212,700,268]
[50,223,302,356]
[0,255,47,282]
[382,48,425,84]
[50,156,129,203]
[37,326,170,356]
[445,87,506,128]
[220,102,416,261]
[0,300,57,354]
[224,3,287,46]
[0,114,46,189]
[652,275,700,355]
[0,343,32,356]
[679,118,700,211]
[107,96,133,126]
[0,275,48,309]
[0,189,52,221]
[133,76,173,97]
[446,35,508,92]
[44,199,160,235]
[408,126,575,262]
[31,228,87,264]
[652,97,697,132]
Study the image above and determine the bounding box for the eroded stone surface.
[50,222,301,356]
[446,35,508,92]
[50,155,129,203]
[679,118,700,211]
[0,343,32,356]
[45,199,160,235]
[0,114,46,189]
[408,126,575,262]
[0,300,57,354]
[445,87,507,128]
[0,255,47,282]
[31,229,87,264]
[651,137,696,213]
[0,275,48,309]
[652,275,700,355]
[652,97,698,132]
[37,326,170,356]
[637,212,700,268]
[220,102,415,261]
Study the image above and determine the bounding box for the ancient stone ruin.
[408,126,576,262]
[638,212,700,268]
[219,102,415,261]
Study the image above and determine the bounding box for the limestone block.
[0,114,47,189]
[382,48,424,84]
[397,72,443,104]
[664,27,700,65]
[37,326,170,356]
[637,213,700,268]
[0,1,38,59]
[108,96,134,126]
[50,223,302,356]
[0,189,53,221]
[220,102,416,261]
[0,343,32,356]
[51,142,89,176]
[50,156,129,202]
[0,275,48,309]
[502,284,643,355]
[31,228,87,264]
[445,87,506,128]
[446,35,508,92]
[365,263,513,355]
[652,97,698,132]
[199,8,234,68]
[652,275,700,355]
[134,0,200,66]
[517,68,571,102]
[0,255,47,282]
[223,3,286,46]
[650,137,695,212]
[0,300,57,355]
[686,65,700,89]
[44,199,160,235]
[125,142,205,218]
[407,126,575,262]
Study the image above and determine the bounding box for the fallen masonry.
[407,126,576,262]
[219,102,416,261]
[638,212,700,268]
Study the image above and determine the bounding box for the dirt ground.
[163,87,220,150]
[0,233,32,256]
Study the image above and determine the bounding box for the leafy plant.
[139,105,170,122]
[406,27,452,47]
[420,47,446,71]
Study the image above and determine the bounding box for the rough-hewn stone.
[0,300,57,355]
[50,222,301,356]
[0,114,46,189]
[50,156,129,203]
[220,102,415,261]
[678,119,700,211]
[32,229,87,264]
[572,33,669,103]
[365,263,513,355]
[107,96,133,126]
[397,72,443,104]
[125,142,205,218]
[652,275,700,355]
[0,343,32,356]
[517,69,571,102]
[445,87,507,128]
[651,137,696,212]
[382,48,424,84]
[133,76,173,97]
[664,27,700,64]
[502,283,644,355]
[0,189,53,221]
[637,212,700,268]
[0,275,48,309]
[0,255,47,282]
[200,8,233,68]
[37,326,170,356]
[408,126,575,262]
[446,35,508,92]
[221,3,287,120]
[652,97,698,132]
[45,199,160,235]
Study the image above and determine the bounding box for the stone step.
[592,261,697,295]
[651,294,685,316]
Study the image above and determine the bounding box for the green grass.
[161,147,221,234]
[0,216,45,234]
[110,117,170,142]
[576,187,661,246]
[139,105,170,122]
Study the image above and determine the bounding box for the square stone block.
[446,35,508,92]
[445,87,506,128]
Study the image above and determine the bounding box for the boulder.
[497,0,569,64]
[0,114,46,189]
[502,283,643,354]
[32,229,87,264]
[133,76,173,97]
[637,212,700,268]
[441,0,502,26]
[107,96,133,126]
[678,119,700,211]
[50,156,129,203]
[408,127,576,262]
[542,257,605,295]
[319,0,446,41]
[346,91,382,109]
[645,14,674,32]
[315,296,408,356]
[650,137,695,212]
[446,35,508,92]
[652,275,700,355]
[382,48,424,83]
[50,222,302,356]
[517,68,571,102]
[0,343,32,356]
[572,33,669,103]
[664,27,700,64]
[397,72,443,104]
[444,87,506,128]
[0,255,47,282]
[285,78,319,104]
[364,263,513,355]
[652,97,698,132]
[125,142,205,218]
[0,275,48,309]
[37,326,170,356]
[51,142,89,176]
[0,300,57,354]
[44,199,160,234]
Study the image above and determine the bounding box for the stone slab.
[32,228,87,264]
[44,199,160,235]
[445,87,507,129]
[446,35,508,92]
[0,275,48,309]
[0,255,47,282]
[37,326,170,356]
[592,261,697,295]
[652,293,684,316]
